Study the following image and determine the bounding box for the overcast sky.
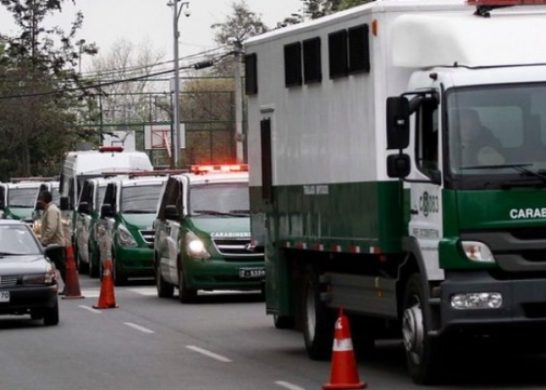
[0,0,303,70]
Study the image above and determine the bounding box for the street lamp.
[167,0,190,168]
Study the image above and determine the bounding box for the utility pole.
[168,0,190,168]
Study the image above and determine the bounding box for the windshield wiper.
[192,209,234,217]
[459,163,546,189]
[123,209,155,214]
[460,163,533,171]
[0,252,27,256]
[229,209,250,216]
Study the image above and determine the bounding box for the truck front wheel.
[402,274,444,385]
[302,267,335,360]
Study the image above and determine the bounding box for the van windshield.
[189,183,249,217]
[8,188,37,208]
[121,184,163,214]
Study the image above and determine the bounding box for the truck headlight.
[117,225,137,247]
[461,241,495,263]
[185,231,210,260]
[451,292,503,310]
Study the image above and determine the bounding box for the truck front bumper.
[116,246,154,277]
[184,256,265,291]
[438,271,546,336]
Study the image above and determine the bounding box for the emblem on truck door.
[419,191,439,217]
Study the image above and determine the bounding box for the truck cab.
[97,174,167,285]
[154,165,265,302]
[74,178,111,277]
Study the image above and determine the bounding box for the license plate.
[0,290,9,303]
[239,267,265,279]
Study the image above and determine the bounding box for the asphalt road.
[2,275,546,390]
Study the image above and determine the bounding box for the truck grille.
[139,230,155,247]
[0,275,18,287]
[212,238,263,259]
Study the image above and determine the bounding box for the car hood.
[189,217,251,237]
[0,255,49,275]
[122,214,155,229]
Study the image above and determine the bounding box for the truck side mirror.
[386,96,410,150]
[164,205,180,220]
[101,203,115,219]
[78,202,90,214]
[387,154,411,178]
[60,196,70,211]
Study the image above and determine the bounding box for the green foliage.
[0,0,96,180]
[301,0,370,19]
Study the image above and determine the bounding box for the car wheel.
[156,262,174,298]
[88,245,99,278]
[302,265,335,360]
[112,251,127,286]
[402,274,444,385]
[178,265,196,303]
[43,301,59,326]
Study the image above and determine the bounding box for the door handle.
[410,209,419,215]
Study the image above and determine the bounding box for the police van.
[154,165,264,302]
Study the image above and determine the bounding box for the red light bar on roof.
[468,0,546,4]
[99,146,124,153]
[191,164,249,174]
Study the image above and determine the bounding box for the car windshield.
[0,225,40,255]
[121,184,163,213]
[189,183,249,216]
[447,83,546,189]
[8,187,38,208]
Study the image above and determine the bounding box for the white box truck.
[245,0,546,383]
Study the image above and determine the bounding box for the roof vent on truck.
[190,164,249,175]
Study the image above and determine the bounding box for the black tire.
[402,274,444,385]
[43,301,59,326]
[112,252,128,286]
[88,244,99,278]
[302,266,335,360]
[156,263,174,298]
[273,313,295,329]
[178,264,197,303]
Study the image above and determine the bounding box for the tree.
[300,0,370,19]
[211,1,268,76]
[0,0,97,179]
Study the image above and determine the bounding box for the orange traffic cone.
[62,245,84,300]
[93,258,118,309]
[323,308,367,390]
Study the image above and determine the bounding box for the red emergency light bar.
[191,164,249,174]
[468,0,546,5]
[99,146,124,153]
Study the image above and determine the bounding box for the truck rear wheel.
[402,274,444,385]
[302,267,335,360]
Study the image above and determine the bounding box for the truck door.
[407,98,444,280]
[157,178,182,284]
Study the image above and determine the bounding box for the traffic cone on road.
[93,258,118,309]
[323,308,367,390]
[62,245,84,300]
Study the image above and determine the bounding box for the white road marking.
[78,305,102,314]
[274,381,306,390]
[124,322,155,334]
[80,289,100,298]
[128,287,157,296]
[185,345,232,363]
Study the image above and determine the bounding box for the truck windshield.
[8,188,37,208]
[121,184,163,214]
[189,183,249,217]
[447,83,546,189]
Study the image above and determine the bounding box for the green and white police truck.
[97,174,167,285]
[154,165,265,302]
[245,0,546,383]
[74,178,111,277]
